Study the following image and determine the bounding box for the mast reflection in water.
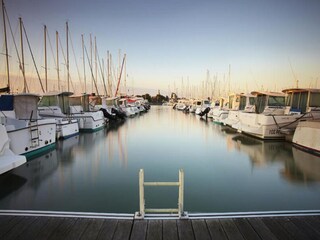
[0,106,320,213]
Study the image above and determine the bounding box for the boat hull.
[6,119,56,157]
[292,120,320,156]
[71,111,105,132]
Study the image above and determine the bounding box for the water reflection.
[290,147,320,182]
[0,149,58,209]
[0,106,319,213]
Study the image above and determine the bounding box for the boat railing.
[135,169,187,219]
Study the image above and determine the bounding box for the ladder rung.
[144,182,179,186]
[145,208,179,213]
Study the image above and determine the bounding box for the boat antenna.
[288,58,299,88]
[1,0,10,92]
[4,4,27,93]
[22,18,44,93]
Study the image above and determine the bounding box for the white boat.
[292,120,320,156]
[38,91,79,139]
[128,97,148,113]
[69,94,105,132]
[235,91,288,139]
[223,93,255,127]
[195,99,211,115]
[210,97,229,124]
[234,89,320,140]
[119,98,136,117]
[0,94,56,157]
[0,124,26,175]
[175,99,188,111]
[188,100,201,113]
[101,96,127,120]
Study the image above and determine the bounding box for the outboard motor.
[199,107,211,117]
[111,108,126,120]
[100,108,117,121]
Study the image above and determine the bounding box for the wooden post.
[139,169,145,218]
[179,169,184,217]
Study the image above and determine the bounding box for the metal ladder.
[29,120,40,148]
[136,169,187,219]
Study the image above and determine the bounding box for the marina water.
[0,106,320,213]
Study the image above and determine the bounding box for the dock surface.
[1,214,320,240]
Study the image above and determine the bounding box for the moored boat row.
[0,92,150,175]
[172,88,320,156]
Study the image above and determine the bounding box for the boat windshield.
[310,92,320,107]
[39,96,57,107]
[268,96,285,107]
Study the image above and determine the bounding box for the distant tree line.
[138,93,170,105]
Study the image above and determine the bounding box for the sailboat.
[38,27,79,139]
[38,91,79,139]
[0,5,56,158]
[65,23,105,132]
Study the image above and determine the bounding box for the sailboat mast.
[56,31,60,91]
[19,17,26,93]
[107,50,110,96]
[44,25,47,92]
[2,0,10,91]
[81,34,86,93]
[115,54,126,97]
[124,54,127,96]
[90,34,93,93]
[94,36,97,94]
[66,21,70,92]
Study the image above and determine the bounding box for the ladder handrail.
[137,169,186,219]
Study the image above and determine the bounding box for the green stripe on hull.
[23,143,56,160]
[79,125,105,133]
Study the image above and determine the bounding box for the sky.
[1,0,320,97]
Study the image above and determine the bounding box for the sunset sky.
[1,0,320,97]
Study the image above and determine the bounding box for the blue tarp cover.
[0,95,14,111]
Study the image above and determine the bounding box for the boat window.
[299,92,308,113]
[268,96,285,107]
[62,96,70,114]
[204,100,210,105]
[310,92,320,107]
[291,92,300,109]
[255,95,267,113]
[39,96,57,107]
[69,97,81,106]
[285,93,292,106]
[229,96,234,109]
[249,97,255,105]
[239,96,246,110]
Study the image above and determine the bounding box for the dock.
[1,211,320,239]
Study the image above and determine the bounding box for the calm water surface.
[1,106,320,213]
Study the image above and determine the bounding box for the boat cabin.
[252,91,285,115]
[39,91,73,115]
[282,88,320,114]
[69,94,90,113]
